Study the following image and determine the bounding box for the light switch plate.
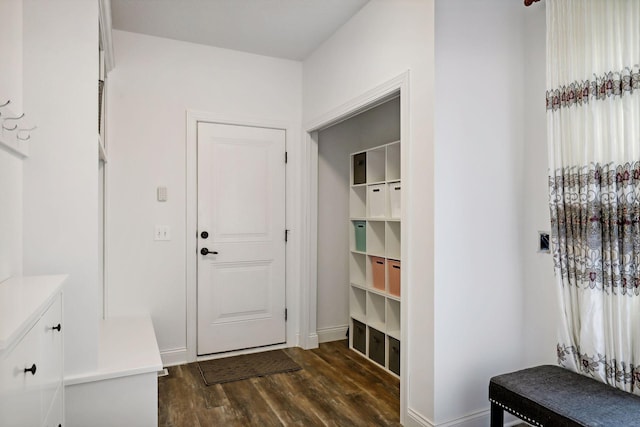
[157,186,168,202]
[155,225,171,241]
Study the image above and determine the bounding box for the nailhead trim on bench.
[490,398,543,427]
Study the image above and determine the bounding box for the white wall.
[433,0,548,425]
[522,1,557,367]
[106,30,302,361]
[22,0,100,376]
[0,0,23,283]
[0,0,23,115]
[303,0,435,422]
[317,99,400,338]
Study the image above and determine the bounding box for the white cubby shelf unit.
[348,141,401,377]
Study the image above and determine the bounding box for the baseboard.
[405,407,519,427]
[436,410,489,427]
[306,332,319,349]
[405,408,433,427]
[160,347,188,367]
[317,325,348,343]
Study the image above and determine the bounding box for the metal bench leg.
[490,402,503,427]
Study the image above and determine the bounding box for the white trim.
[300,70,411,423]
[405,408,433,427]
[185,110,300,363]
[434,410,489,427]
[98,0,115,73]
[317,325,348,343]
[160,347,188,367]
[405,408,522,427]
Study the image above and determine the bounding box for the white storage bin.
[368,184,386,218]
[388,182,401,218]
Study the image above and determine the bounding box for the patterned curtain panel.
[547,0,640,395]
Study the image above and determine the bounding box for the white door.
[197,122,286,355]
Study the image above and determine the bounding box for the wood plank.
[158,340,400,427]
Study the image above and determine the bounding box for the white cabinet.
[0,275,66,427]
[348,142,402,377]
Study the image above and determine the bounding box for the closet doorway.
[303,72,409,419]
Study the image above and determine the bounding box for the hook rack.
[0,99,35,158]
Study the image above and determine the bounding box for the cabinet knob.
[52,323,61,332]
[24,364,37,375]
[200,231,209,239]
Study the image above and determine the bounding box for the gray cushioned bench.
[489,365,640,426]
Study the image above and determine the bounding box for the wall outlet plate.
[538,231,550,253]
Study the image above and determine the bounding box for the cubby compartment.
[350,252,366,286]
[350,286,366,322]
[368,327,386,367]
[387,299,400,339]
[367,292,386,332]
[366,220,385,256]
[352,220,366,252]
[388,260,401,297]
[366,147,386,183]
[388,182,401,219]
[386,222,401,260]
[350,186,366,218]
[352,152,367,185]
[388,337,400,376]
[369,256,386,291]
[352,319,367,355]
[367,184,387,218]
[386,142,401,181]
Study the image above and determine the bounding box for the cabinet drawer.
[43,383,63,427]
[40,296,63,422]
[0,320,42,427]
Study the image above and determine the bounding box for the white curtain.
[547,0,640,394]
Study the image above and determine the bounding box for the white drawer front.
[39,296,63,424]
[0,320,42,427]
[43,383,63,427]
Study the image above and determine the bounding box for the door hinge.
[285,229,289,242]
[285,151,288,164]
[285,308,288,321]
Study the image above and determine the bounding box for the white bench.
[65,316,163,427]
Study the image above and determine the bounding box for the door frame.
[300,71,410,421]
[185,111,299,363]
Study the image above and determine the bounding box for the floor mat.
[197,349,301,386]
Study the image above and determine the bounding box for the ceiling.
[110,0,369,61]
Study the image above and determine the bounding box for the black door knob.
[200,248,218,256]
[200,231,209,239]
[52,323,61,332]
[24,364,37,375]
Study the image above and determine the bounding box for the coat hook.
[16,125,36,140]
[4,112,25,121]
[0,100,10,109]
[2,112,25,131]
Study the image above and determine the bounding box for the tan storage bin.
[371,256,385,291]
[388,260,400,297]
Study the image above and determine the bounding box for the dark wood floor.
[158,340,401,427]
